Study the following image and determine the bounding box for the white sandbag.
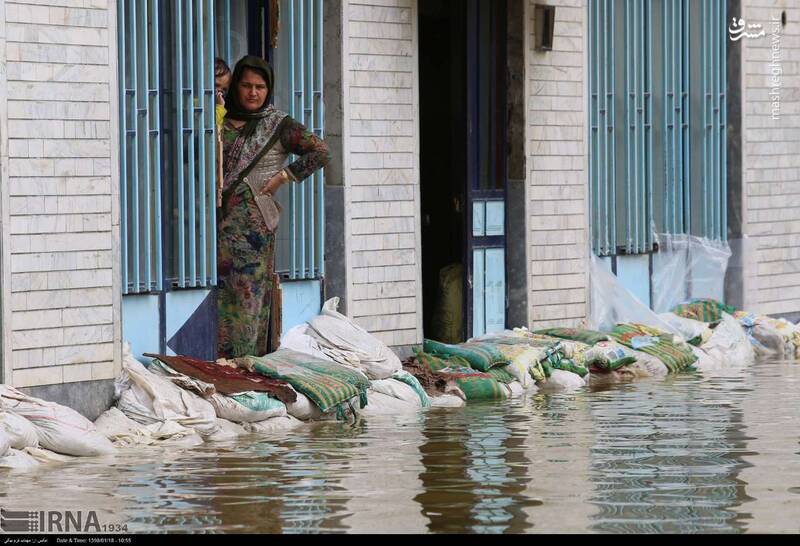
[116,354,219,437]
[537,369,585,392]
[429,394,465,408]
[243,415,304,434]
[0,411,39,449]
[626,350,670,378]
[207,392,287,423]
[145,421,204,446]
[658,312,712,344]
[23,446,75,464]
[360,391,419,416]
[698,314,755,369]
[507,381,527,398]
[94,408,154,447]
[369,379,423,407]
[0,429,10,457]
[306,297,402,380]
[0,448,40,470]
[0,385,115,457]
[285,389,325,421]
[204,419,245,442]
[690,345,723,371]
[148,359,216,397]
[279,324,334,361]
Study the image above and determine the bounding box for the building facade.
[0,0,798,417]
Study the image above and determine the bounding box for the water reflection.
[2,361,800,533]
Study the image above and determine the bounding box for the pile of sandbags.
[105,345,308,442]
[1,385,116,470]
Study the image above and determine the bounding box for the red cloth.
[144,353,296,403]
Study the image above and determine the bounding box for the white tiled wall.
[0,0,120,387]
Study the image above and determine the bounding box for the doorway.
[419,0,508,343]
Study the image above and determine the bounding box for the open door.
[465,0,508,339]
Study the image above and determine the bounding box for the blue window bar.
[273,0,326,280]
[588,0,728,256]
[119,0,217,294]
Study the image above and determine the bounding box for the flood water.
[3,359,800,533]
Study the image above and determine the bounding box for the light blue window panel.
[273,0,325,280]
[118,0,217,294]
[472,201,486,237]
[472,249,486,338]
[484,248,506,334]
[485,201,504,236]
[471,247,505,337]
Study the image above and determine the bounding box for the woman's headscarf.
[225,55,275,121]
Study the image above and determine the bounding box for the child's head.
[215,57,232,94]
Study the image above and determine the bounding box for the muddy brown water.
[2,360,800,533]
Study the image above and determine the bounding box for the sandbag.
[245,349,370,416]
[369,379,423,408]
[0,429,10,457]
[430,263,464,344]
[493,344,539,388]
[584,341,637,371]
[207,392,287,423]
[285,390,324,421]
[279,324,336,362]
[204,419,244,442]
[361,390,419,416]
[147,359,216,397]
[429,394,465,408]
[391,370,431,407]
[94,407,154,447]
[697,313,755,369]
[423,339,508,372]
[0,448,39,470]
[0,411,39,449]
[658,312,713,345]
[306,297,402,379]
[116,354,219,437]
[244,415,304,434]
[0,385,115,457]
[626,350,670,378]
[536,369,585,392]
[611,323,697,373]
[22,446,74,464]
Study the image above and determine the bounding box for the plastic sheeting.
[651,234,732,313]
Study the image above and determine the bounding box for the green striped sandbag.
[423,339,508,372]
[438,366,508,401]
[245,349,370,414]
[414,350,471,373]
[412,352,508,400]
[539,342,589,377]
[533,327,609,346]
[673,299,737,324]
[610,324,697,373]
[486,365,517,384]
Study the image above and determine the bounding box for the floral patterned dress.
[218,108,329,358]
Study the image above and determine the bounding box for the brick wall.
[742,1,800,317]
[0,0,120,387]
[342,0,423,348]
[525,0,589,328]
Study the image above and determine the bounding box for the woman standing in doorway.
[218,56,330,358]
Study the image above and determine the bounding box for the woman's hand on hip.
[260,169,291,196]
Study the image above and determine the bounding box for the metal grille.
[119,0,163,293]
[274,0,325,280]
[118,0,217,294]
[588,0,728,256]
